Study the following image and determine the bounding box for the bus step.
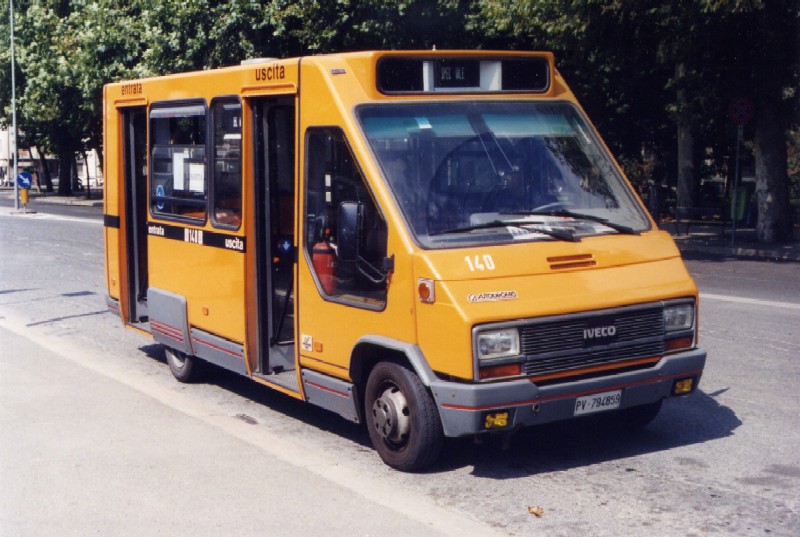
[258,369,299,392]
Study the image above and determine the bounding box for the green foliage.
[0,0,796,222]
[141,0,266,72]
[1,0,149,156]
[136,1,478,71]
[475,1,797,183]
[0,0,480,161]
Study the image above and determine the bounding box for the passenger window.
[211,100,242,228]
[305,128,388,309]
[149,103,207,221]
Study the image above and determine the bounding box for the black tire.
[364,361,443,472]
[165,347,204,383]
[616,399,663,430]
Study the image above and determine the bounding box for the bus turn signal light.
[479,363,522,380]
[418,279,435,303]
[673,377,694,395]
[665,336,693,352]
[484,411,509,429]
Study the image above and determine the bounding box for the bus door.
[121,107,148,324]
[251,97,297,377]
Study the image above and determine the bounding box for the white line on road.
[0,208,103,225]
[700,292,800,310]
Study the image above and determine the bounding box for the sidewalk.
[3,188,798,262]
[0,187,104,208]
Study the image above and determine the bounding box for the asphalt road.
[1,204,798,536]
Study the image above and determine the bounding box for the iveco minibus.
[104,51,706,470]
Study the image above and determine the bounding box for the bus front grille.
[519,305,665,379]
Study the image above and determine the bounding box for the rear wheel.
[165,347,204,383]
[364,361,443,471]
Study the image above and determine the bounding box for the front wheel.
[165,347,204,383]
[364,362,443,471]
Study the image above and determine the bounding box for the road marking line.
[700,293,800,311]
[1,209,103,225]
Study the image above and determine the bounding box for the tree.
[254,0,477,56]
[695,0,796,242]
[474,1,677,189]
[0,1,148,194]
[743,1,796,242]
[477,0,798,242]
[11,1,84,194]
[137,1,477,73]
[1,0,795,244]
[2,0,478,174]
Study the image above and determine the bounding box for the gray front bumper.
[429,348,706,437]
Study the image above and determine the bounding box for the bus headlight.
[664,302,695,352]
[664,304,694,332]
[477,328,520,360]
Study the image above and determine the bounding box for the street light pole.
[9,0,19,211]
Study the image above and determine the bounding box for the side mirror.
[337,201,364,262]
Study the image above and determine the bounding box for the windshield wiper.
[500,209,640,235]
[431,221,580,242]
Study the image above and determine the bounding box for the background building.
[0,126,102,189]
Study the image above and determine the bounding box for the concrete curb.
[675,240,800,262]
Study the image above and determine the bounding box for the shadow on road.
[139,343,168,364]
[456,389,740,478]
[26,309,111,327]
[137,344,739,475]
[139,349,370,447]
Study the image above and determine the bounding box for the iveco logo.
[583,326,617,339]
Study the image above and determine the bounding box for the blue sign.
[278,238,292,254]
[155,184,166,210]
[16,171,33,189]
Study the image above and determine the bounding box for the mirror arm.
[382,254,394,274]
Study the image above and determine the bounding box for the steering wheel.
[530,201,575,212]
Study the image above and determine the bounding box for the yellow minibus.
[104,51,706,470]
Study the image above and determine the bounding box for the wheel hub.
[371,386,410,444]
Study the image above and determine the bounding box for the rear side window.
[150,103,207,221]
[211,99,242,229]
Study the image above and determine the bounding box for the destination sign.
[434,60,480,89]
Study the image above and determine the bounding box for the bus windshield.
[358,102,651,248]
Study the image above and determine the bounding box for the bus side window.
[305,128,388,308]
[211,99,242,229]
[149,103,207,222]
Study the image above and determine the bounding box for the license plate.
[574,390,622,416]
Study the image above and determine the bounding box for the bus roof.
[104,50,563,105]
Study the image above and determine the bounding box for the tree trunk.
[676,123,695,208]
[753,99,793,243]
[32,146,53,192]
[675,63,695,208]
[72,159,81,192]
[82,151,91,199]
[56,151,74,196]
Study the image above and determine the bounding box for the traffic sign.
[16,171,33,189]
[729,97,754,125]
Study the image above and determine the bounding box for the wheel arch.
[350,336,437,388]
[349,336,437,423]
